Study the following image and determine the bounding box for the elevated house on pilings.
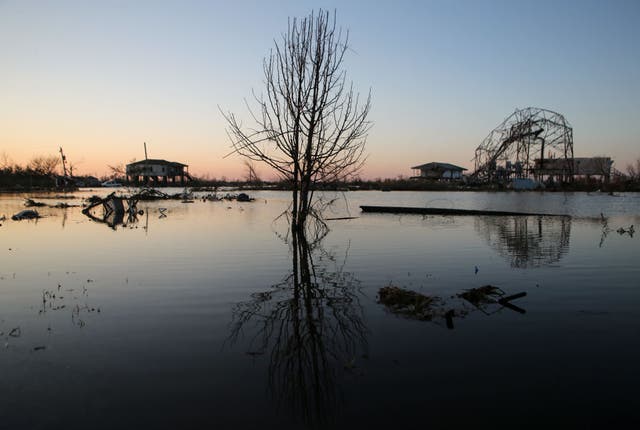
[411,162,467,181]
[126,159,191,186]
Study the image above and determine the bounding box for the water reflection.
[228,231,367,427]
[474,215,571,268]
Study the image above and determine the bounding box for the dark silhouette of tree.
[223,10,372,234]
[0,152,12,172]
[627,158,640,182]
[27,155,59,176]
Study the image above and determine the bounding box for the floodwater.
[1,189,639,428]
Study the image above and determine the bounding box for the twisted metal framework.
[471,107,574,182]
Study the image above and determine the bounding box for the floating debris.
[11,210,41,220]
[52,202,79,208]
[204,192,255,202]
[23,198,79,209]
[32,194,77,200]
[82,192,138,229]
[360,205,564,216]
[616,225,635,237]
[378,285,441,321]
[378,283,528,329]
[457,285,504,307]
[237,193,253,202]
[24,198,46,207]
[129,188,172,200]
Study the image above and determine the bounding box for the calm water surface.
[1,190,639,428]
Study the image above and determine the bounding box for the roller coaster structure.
[471,107,574,182]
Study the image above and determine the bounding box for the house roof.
[411,162,467,171]
[127,159,187,167]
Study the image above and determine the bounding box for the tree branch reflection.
[227,230,367,427]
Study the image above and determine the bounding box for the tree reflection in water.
[474,215,571,268]
[227,230,368,427]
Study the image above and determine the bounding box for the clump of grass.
[457,285,504,307]
[378,285,441,321]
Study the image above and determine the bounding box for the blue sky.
[1,0,638,178]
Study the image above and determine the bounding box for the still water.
[1,190,639,428]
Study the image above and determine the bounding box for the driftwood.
[360,205,564,217]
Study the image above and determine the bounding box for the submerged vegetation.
[377,285,441,321]
[378,284,527,328]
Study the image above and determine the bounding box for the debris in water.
[204,192,256,202]
[378,285,441,321]
[33,345,46,351]
[378,283,528,329]
[24,198,46,207]
[497,292,527,314]
[457,285,504,307]
[237,193,254,202]
[11,210,41,220]
[53,202,79,208]
[9,327,21,337]
[445,309,456,329]
[616,225,635,237]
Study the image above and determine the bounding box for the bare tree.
[222,10,372,233]
[28,155,60,176]
[1,152,12,172]
[627,158,640,182]
[107,163,125,180]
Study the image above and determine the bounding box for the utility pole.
[144,142,148,161]
[59,147,68,177]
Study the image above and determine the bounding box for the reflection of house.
[126,159,190,185]
[411,162,467,181]
[534,157,613,181]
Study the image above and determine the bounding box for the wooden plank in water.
[359,205,562,217]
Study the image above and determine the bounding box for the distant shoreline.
[2,181,639,194]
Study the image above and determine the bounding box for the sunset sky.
[1,0,638,180]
